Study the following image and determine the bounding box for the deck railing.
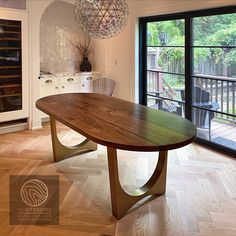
[147,69,177,100]
[147,70,236,122]
[194,74,236,121]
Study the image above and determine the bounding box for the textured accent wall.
[40,0,89,74]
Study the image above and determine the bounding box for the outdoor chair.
[93,78,116,96]
[181,86,220,140]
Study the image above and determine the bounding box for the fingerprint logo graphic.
[20,179,48,207]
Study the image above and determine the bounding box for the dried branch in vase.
[70,37,95,59]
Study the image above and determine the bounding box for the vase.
[80,57,92,72]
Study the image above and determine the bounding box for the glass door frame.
[139,6,236,157]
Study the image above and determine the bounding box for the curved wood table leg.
[107,147,168,219]
[50,117,97,162]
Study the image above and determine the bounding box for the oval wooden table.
[36,93,196,219]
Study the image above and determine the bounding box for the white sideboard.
[39,72,100,119]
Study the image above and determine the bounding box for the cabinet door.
[39,77,59,97]
[40,85,59,98]
[60,83,81,94]
[80,81,93,92]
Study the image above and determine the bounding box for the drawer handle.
[67,78,74,82]
[62,86,65,88]
[45,79,52,84]
[87,77,92,80]
[82,84,85,87]
[55,86,59,89]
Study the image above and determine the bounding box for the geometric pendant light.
[74,0,129,39]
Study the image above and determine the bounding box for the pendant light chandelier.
[74,0,129,39]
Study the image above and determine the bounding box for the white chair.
[93,78,116,96]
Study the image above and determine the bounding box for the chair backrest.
[193,86,210,127]
[181,86,211,128]
[193,86,210,103]
[93,78,116,96]
[181,86,210,101]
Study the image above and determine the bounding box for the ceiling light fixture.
[74,0,129,39]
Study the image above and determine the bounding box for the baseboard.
[0,120,29,134]
[42,117,50,122]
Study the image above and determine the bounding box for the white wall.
[29,0,54,129]
[106,0,236,102]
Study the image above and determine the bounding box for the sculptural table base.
[50,117,97,162]
[50,116,168,219]
[107,147,168,219]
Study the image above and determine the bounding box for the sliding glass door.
[192,14,236,148]
[139,6,236,155]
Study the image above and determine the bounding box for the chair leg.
[209,116,212,141]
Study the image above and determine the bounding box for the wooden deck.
[212,120,236,141]
[209,120,236,150]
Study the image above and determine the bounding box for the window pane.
[193,48,236,77]
[147,71,185,117]
[192,12,236,152]
[147,20,185,46]
[193,107,236,151]
[211,113,236,151]
[193,13,236,46]
[147,19,185,118]
[147,46,185,74]
[147,72,185,100]
[192,77,236,117]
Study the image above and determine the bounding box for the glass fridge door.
[0,19,22,113]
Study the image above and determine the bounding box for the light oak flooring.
[0,122,236,236]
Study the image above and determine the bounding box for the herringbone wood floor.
[0,122,235,236]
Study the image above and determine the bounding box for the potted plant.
[71,37,95,72]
